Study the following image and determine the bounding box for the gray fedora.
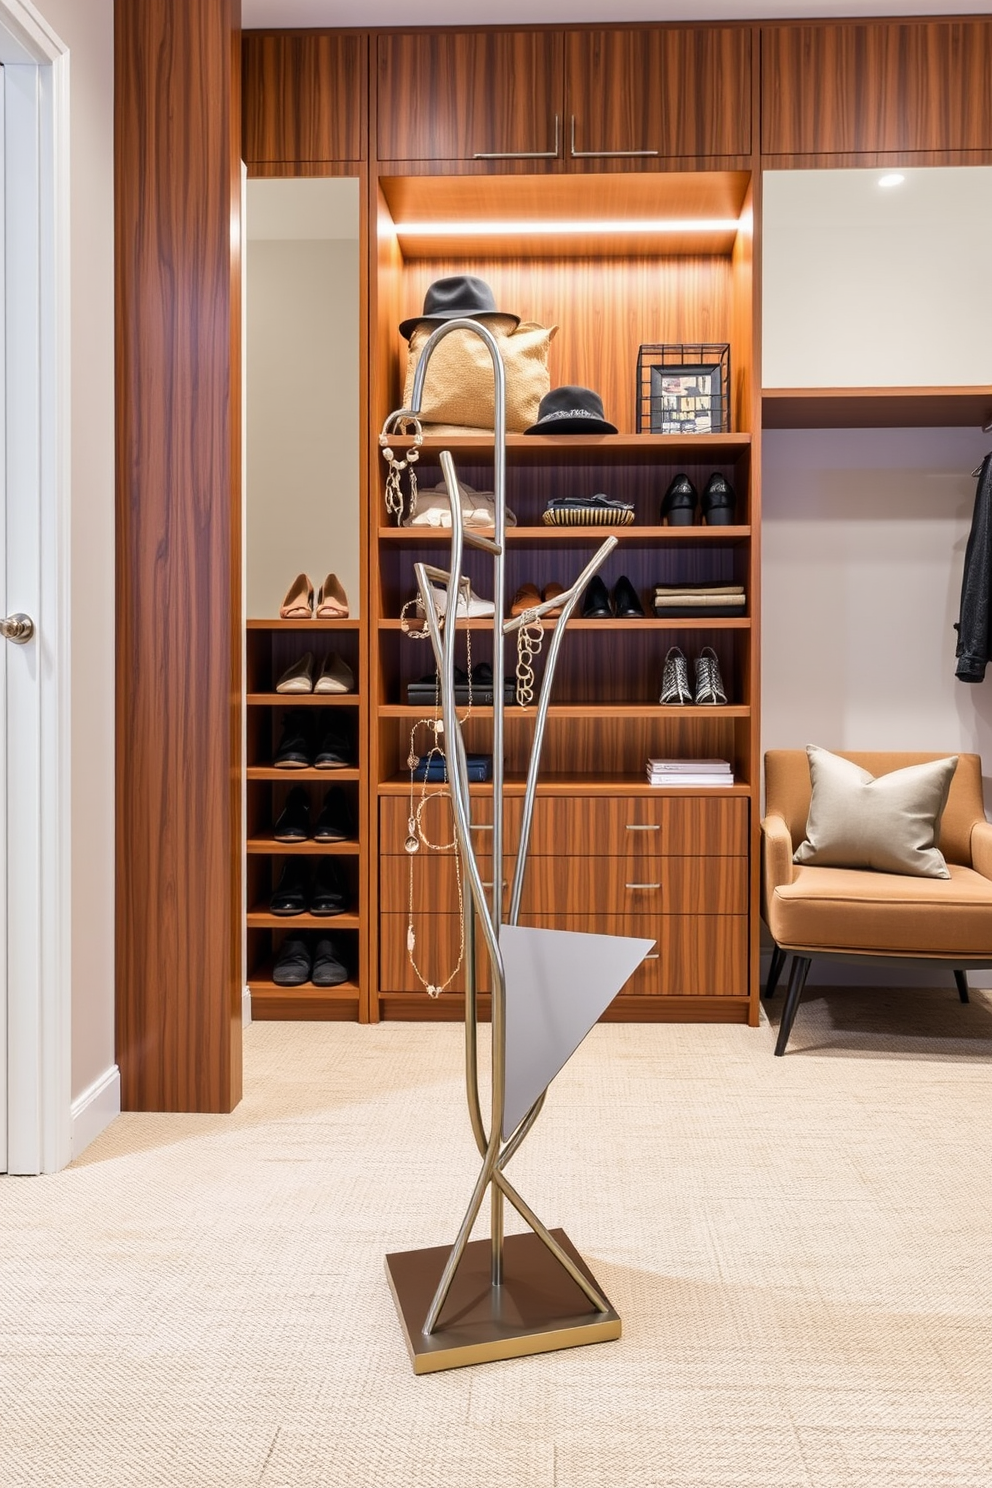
[399,274,519,340]
[525,386,618,436]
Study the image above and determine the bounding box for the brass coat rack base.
[386,1229,621,1375]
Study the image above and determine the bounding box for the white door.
[0,60,6,1173]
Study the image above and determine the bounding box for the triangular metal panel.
[500,925,656,1139]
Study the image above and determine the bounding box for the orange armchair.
[761,750,992,1055]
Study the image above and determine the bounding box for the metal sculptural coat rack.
[384,320,654,1374]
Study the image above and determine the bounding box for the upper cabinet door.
[762,21,992,155]
[565,27,751,164]
[376,30,563,163]
[243,32,367,165]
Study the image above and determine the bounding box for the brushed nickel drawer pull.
[482,881,509,890]
[570,115,659,158]
[471,823,493,831]
[644,954,660,961]
[474,114,559,159]
[625,882,661,890]
[625,823,659,832]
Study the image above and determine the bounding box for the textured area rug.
[2,987,992,1487]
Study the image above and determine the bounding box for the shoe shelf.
[246,693,360,705]
[384,432,752,464]
[380,703,750,719]
[247,907,363,929]
[246,618,361,631]
[377,772,752,796]
[379,617,750,631]
[247,766,362,781]
[378,525,751,544]
[246,836,360,854]
[248,980,361,1024]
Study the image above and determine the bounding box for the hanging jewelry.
[379,412,423,525]
[515,611,545,708]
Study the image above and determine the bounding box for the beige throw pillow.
[402,314,557,433]
[793,746,958,878]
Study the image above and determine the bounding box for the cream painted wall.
[39,0,116,1105]
[763,168,992,389]
[245,210,361,620]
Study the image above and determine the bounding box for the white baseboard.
[243,984,252,1027]
[759,950,992,990]
[70,1065,120,1159]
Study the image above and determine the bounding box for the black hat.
[399,275,520,340]
[524,386,618,436]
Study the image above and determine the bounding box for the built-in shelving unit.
[762,386,992,430]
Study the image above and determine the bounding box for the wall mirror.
[245,177,361,618]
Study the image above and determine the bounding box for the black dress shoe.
[272,936,312,986]
[310,858,348,915]
[270,858,310,915]
[700,472,736,526]
[273,786,311,842]
[312,936,348,987]
[660,474,698,526]
[274,710,314,769]
[315,720,352,769]
[313,786,352,843]
[581,575,612,618]
[612,575,644,618]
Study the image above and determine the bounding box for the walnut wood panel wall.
[116,0,243,1112]
[761,19,992,162]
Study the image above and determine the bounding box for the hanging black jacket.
[955,453,992,683]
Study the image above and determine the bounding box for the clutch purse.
[542,494,635,527]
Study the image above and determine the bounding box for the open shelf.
[380,703,749,719]
[378,525,751,544]
[247,693,359,705]
[247,617,361,630]
[247,837,360,854]
[762,386,992,430]
[384,432,753,462]
[381,616,750,632]
[247,767,361,781]
[247,907,362,929]
[379,772,751,796]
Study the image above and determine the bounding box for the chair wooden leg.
[774,955,812,1056]
[763,943,787,1000]
[954,969,970,1004]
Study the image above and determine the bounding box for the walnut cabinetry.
[761,20,992,158]
[375,25,751,168]
[243,30,367,167]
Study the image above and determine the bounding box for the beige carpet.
[3,988,992,1487]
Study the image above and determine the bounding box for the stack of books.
[646,758,735,787]
[653,583,745,618]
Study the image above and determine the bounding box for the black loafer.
[270,858,309,916]
[272,936,312,986]
[701,472,736,526]
[315,721,352,769]
[612,575,644,618]
[312,936,348,987]
[274,710,314,769]
[273,785,311,842]
[313,786,352,843]
[581,575,612,618]
[310,858,348,916]
[660,474,698,526]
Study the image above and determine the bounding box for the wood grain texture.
[376,29,563,163]
[242,30,366,164]
[380,851,748,916]
[377,992,751,1022]
[116,0,243,1113]
[761,20,992,156]
[763,387,992,430]
[565,27,751,164]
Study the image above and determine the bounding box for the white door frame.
[1,0,70,1174]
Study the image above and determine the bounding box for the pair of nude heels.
[279,572,349,620]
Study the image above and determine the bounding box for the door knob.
[0,613,34,644]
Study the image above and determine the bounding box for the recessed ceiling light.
[878,173,905,189]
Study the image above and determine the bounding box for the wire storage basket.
[636,343,731,435]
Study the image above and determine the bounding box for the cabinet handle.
[626,823,659,832]
[644,954,660,961]
[471,823,493,832]
[474,114,559,160]
[625,882,661,891]
[570,115,658,158]
[482,881,509,890]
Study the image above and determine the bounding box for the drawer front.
[380,914,491,995]
[380,911,747,998]
[381,851,746,916]
[380,795,521,855]
[517,914,748,997]
[522,795,748,856]
[381,793,747,857]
